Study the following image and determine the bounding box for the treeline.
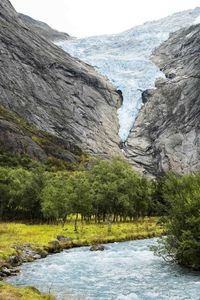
[1,155,200,269]
[0,158,160,225]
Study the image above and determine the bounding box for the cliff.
[19,13,72,42]
[126,24,200,175]
[0,0,121,164]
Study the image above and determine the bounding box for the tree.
[41,173,71,224]
[0,166,44,220]
[154,172,200,270]
[0,167,10,220]
[67,172,93,231]
[88,157,151,231]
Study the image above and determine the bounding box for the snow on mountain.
[57,8,200,142]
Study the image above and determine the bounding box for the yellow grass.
[0,217,163,299]
[0,283,55,300]
[0,217,163,260]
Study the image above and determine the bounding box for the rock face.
[0,105,82,163]
[126,24,200,175]
[0,0,121,161]
[19,14,72,42]
[60,8,200,142]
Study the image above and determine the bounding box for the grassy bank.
[0,217,162,260]
[0,217,162,299]
[0,283,55,300]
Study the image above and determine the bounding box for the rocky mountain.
[58,8,200,142]
[19,13,72,42]
[59,8,200,175]
[1,0,200,175]
[126,24,200,175]
[0,0,121,164]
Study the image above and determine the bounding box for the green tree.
[41,173,71,224]
[88,157,151,231]
[0,167,10,220]
[154,172,200,270]
[0,166,44,220]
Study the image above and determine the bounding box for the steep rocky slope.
[19,13,71,42]
[126,24,200,175]
[60,8,200,142]
[0,0,121,162]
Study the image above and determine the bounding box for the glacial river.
[6,238,200,300]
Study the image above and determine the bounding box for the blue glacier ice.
[57,8,200,141]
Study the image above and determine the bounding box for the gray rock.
[48,240,61,253]
[19,14,72,42]
[126,23,200,175]
[90,244,105,251]
[0,0,122,163]
[33,254,41,260]
[1,267,12,276]
[57,235,73,242]
[7,255,20,265]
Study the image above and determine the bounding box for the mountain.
[58,8,200,143]
[1,0,200,175]
[0,0,121,165]
[19,13,72,42]
[126,23,200,175]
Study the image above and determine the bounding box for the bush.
[154,172,200,270]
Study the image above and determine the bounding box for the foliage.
[88,158,152,220]
[153,172,200,270]
[0,157,156,224]
[0,166,44,220]
[0,104,82,171]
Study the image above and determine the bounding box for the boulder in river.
[48,240,62,253]
[90,244,105,251]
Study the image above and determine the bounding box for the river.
[6,238,200,299]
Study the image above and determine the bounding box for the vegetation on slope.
[0,104,83,170]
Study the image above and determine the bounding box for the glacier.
[57,8,200,142]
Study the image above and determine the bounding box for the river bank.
[0,218,163,299]
[7,238,200,300]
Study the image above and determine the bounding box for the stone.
[57,235,73,242]
[48,240,61,253]
[33,254,41,260]
[126,23,200,176]
[7,255,20,265]
[90,244,105,251]
[19,14,72,42]
[1,267,12,276]
[0,0,122,163]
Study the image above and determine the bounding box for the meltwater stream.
[6,238,200,300]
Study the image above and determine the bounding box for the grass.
[0,217,163,260]
[0,283,55,300]
[0,217,163,299]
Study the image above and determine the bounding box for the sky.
[11,0,200,37]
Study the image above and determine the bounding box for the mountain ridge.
[0,0,122,165]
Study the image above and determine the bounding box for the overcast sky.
[11,0,200,37]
